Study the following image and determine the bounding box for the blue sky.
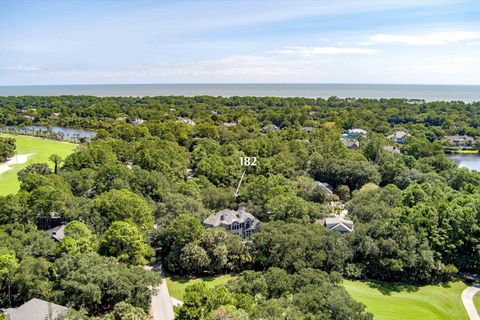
[1,0,480,85]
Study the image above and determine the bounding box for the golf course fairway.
[343,279,469,320]
[0,134,77,196]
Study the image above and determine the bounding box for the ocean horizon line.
[2,82,480,87]
[1,83,480,102]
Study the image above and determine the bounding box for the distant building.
[178,118,196,126]
[261,124,280,133]
[384,146,400,153]
[302,126,314,133]
[47,224,65,242]
[50,113,60,118]
[347,128,368,139]
[406,99,425,105]
[319,217,354,234]
[1,298,68,320]
[446,135,475,148]
[341,128,367,143]
[116,116,127,121]
[131,118,145,126]
[387,131,410,144]
[342,140,361,150]
[314,181,334,196]
[203,209,260,238]
[222,122,237,127]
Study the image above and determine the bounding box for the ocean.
[0,83,479,102]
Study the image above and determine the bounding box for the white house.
[387,131,410,144]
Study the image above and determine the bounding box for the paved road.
[145,265,175,320]
[462,284,480,320]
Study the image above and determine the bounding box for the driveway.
[145,265,175,320]
[462,284,480,320]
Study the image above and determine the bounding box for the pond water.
[2,126,96,140]
[447,153,480,171]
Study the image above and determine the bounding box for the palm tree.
[49,154,63,174]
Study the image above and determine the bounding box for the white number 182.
[240,157,257,166]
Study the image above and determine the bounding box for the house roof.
[203,209,260,229]
[446,135,474,141]
[384,146,400,153]
[347,128,367,135]
[3,298,68,320]
[47,224,65,242]
[261,124,280,132]
[322,217,354,233]
[314,181,334,195]
[343,140,360,149]
[388,131,410,139]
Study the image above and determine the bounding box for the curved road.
[462,285,480,320]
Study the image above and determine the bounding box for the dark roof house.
[1,298,68,320]
[203,209,260,238]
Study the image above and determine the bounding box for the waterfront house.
[203,208,260,238]
[387,131,410,144]
[445,135,475,148]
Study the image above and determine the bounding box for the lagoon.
[447,153,480,171]
[1,125,96,141]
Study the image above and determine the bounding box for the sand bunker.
[0,154,33,174]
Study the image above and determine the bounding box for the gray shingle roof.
[446,135,474,141]
[3,298,68,320]
[203,209,260,229]
[314,181,334,195]
[343,140,360,149]
[47,225,65,242]
[322,217,354,233]
[388,131,410,139]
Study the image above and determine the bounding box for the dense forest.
[1,95,480,319]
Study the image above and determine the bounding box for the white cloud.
[1,65,40,71]
[275,46,379,55]
[370,31,480,45]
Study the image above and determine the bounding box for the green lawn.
[166,274,235,301]
[343,280,468,320]
[0,134,77,196]
[474,292,480,315]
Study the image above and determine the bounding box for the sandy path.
[0,154,33,174]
